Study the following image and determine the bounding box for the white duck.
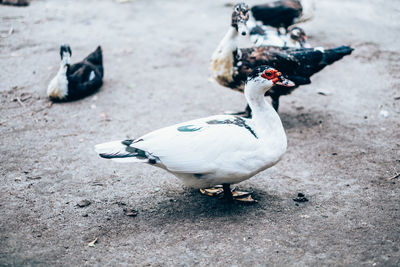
[95,66,294,202]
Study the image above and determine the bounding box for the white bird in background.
[95,66,294,202]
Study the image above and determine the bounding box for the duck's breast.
[47,69,68,99]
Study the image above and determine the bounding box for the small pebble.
[77,200,91,208]
[115,201,126,206]
[123,208,138,217]
[379,110,389,118]
[293,193,309,203]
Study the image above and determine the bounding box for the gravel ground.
[1,0,399,266]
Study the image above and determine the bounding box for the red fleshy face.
[261,69,296,87]
[261,69,281,83]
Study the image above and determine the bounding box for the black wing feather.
[84,46,103,67]
[232,45,353,97]
[251,0,302,29]
[66,62,103,100]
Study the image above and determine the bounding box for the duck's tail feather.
[95,141,147,162]
[85,46,103,67]
[322,45,354,65]
[95,140,151,163]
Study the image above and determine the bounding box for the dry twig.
[389,173,400,180]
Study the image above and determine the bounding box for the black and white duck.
[47,44,103,101]
[95,66,294,203]
[210,3,353,116]
[249,24,310,48]
[250,0,315,33]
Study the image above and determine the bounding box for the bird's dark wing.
[83,46,103,76]
[236,47,320,84]
[233,45,353,97]
[281,46,353,79]
[66,63,103,100]
[251,0,302,28]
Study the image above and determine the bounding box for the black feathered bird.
[233,46,354,116]
[210,3,353,117]
[251,0,314,32]
[47,44,103,101]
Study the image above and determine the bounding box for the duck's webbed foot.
[200,184,257,203]
[199,185,224,197]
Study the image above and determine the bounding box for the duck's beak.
[299,35,308,44]
[274,75,295,87]
[62,51,71,65]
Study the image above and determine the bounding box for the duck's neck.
[213,26,238,56]
[57,62,69,76]
[245,84,285,138]
[210,27,238,86]
[60,53,71,74]
[47,55,70,99]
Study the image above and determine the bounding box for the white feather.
[47,64,68,99]
[95,140,126,155]
[89,71,95,81]
[210,27,237,87]
[95,141,148,163]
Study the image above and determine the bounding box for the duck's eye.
[235,7,240,12]
[264,72,272,77]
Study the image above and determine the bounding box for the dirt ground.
[1,0,399,266]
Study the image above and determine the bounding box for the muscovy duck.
[211,3,353,116]
[95,66,294,203]
[47,45,103,101]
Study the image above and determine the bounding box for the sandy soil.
[1,0,399,266]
